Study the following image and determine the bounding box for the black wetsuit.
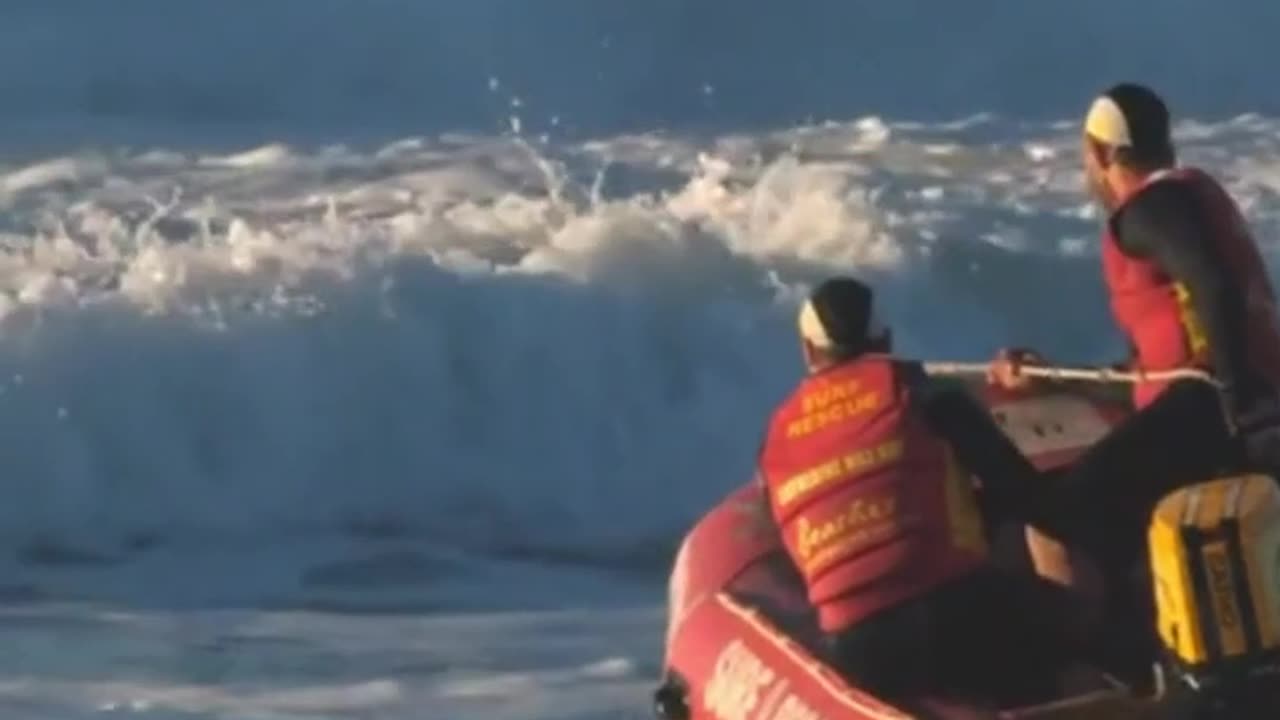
[1045,180,1260,555]
[1116,179,1273,420]
[826,367,1069,707]
[1032,179,1279,681]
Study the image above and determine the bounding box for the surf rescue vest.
[758,354,988,633]
[1102,167,1280,410]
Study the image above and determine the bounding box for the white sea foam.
[1,116,1279,567]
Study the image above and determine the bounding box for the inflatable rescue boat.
[653,383,1280,719]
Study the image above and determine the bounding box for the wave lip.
[0,115,1277,565]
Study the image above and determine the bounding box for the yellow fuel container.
[1148,474,1280,682]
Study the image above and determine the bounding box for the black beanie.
[1086,82,1172,155]
[799,277,876,349]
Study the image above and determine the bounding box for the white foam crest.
[0,678,403,717]
[1,116,1279,560]
[439,657,636,698]
[0,603,660,719]
[0,156,109,208]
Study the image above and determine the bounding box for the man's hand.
[987,348,1045,390]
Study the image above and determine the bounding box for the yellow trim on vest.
[1174,282,1210,359]
[942,444,988,556]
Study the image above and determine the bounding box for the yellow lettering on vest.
[803,526,877,574]
[775,438,904,508]
[800,379,862,414]
[795,495,900,573]
[785,415,812,439]
[775,458,842,507]
[786,390,883,439]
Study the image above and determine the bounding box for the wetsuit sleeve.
[754,425,782,515]
[1113,181,1260,414]
[900,363,1041,525]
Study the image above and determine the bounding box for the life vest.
[758,354,988,633]
[1101,167,1280,409]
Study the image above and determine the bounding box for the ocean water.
[3,3,1280,718]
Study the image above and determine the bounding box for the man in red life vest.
[990,83,1280,682]
[758,277,1070,706]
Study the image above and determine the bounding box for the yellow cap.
[1084,95,1132,147]
[798,299,833,348]
[796,291,886,350]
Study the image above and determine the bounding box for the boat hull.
[657,383,1138,720]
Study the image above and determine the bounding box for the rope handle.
[923,361,1221,388]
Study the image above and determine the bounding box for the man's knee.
[828,603,928,700]
[1039,383,1233,555]
[1024,526,1104,632]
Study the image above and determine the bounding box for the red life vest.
[1101,167,1280,409]
[758,354,988,633]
